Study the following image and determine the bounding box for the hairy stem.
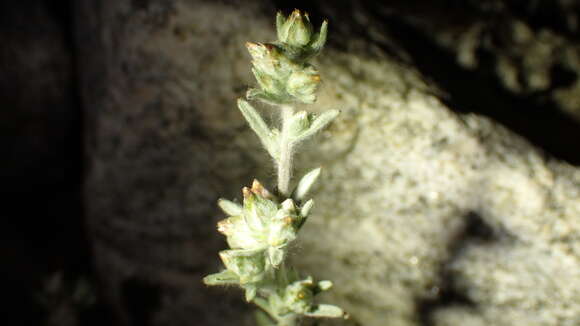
[277,105,294,196]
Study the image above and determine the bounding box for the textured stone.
[293,49,580,325]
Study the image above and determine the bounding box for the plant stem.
[277,105,294,196]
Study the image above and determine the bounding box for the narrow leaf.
[217,199,242,216]
[305,304,344,318]
[316,280,333,294]
[203,270,239,286]
[237,99,278,159]
[293,167,321,201]
[300,199,314,218]
[253,297,275,317]
[292,109,339,144]
[310,20,328,54]
[245,285,257,302]
[276,12,286,42]
[255,310,276,326]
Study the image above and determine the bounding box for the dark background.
[1,0,579,325]
[0,1,89,325]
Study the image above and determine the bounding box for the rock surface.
[76,1,580,325]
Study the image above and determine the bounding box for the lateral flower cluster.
[246,9,328,105]
[204,178,341,319]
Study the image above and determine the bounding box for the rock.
[293,49,580,326]
[76,1,580,325]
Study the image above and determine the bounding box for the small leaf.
[293,167,321,201]
[315,280,333,294]
[247,88,288,107]
[305,304,344,318]
[203,270,239,286]
[237,99,278,159]
[268,247,285,268]
[217,199,242,216]
[286,111,310,140]
[255,309,276,326]
[276,12,287,42]
[245,285,257,302]
[299,199,314,218]
[310,20,328,54]
[293,110,339,144]
[254,297,275,317]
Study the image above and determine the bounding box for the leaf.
[292,109,339,144]
[255,309,276,326]
[253,297,275,318]
[245,285,257,302]
[286,111,310,140]
[317,280,333,291]
[310,20,328,54]
[268,247,285,268]
[313,280,332,295]
[203,270,239,286]
[292,167,321,201]
[237,99,279,159]
[299,199,314,219]
[217,199,242,216]
[305,304,344,318]
[247,88,288,108]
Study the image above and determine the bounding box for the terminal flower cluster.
[246,10,327,105]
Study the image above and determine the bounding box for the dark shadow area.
[122,277,162,326]
[361,2,580,165]
[415,212,496,326]
[0,0,90,324]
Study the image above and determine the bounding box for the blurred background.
[1,0,579,325]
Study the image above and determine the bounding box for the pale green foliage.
[203,9,343,326]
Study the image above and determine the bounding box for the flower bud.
[277,10,313,47]
[246,42,281,77]
[283,278,315,314]
[286,66,321,104]
[219,249,266,284]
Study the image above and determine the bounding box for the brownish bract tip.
[251,179,263,194]
[217,219,233,236]
[242,186,252,199]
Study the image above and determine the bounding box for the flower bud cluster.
[246,10,327,105]
[217,180,304,270]
[206,181,307,297]
[265,273,343,319]
[204,179,343,319]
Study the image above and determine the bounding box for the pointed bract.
[293,167,321,201]
[305,304,345,318]
[203,270,239,286]
[218,199,243,216]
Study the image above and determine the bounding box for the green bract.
[203,9,343,326]
[245,10,327,105]
[276,10,328,61]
